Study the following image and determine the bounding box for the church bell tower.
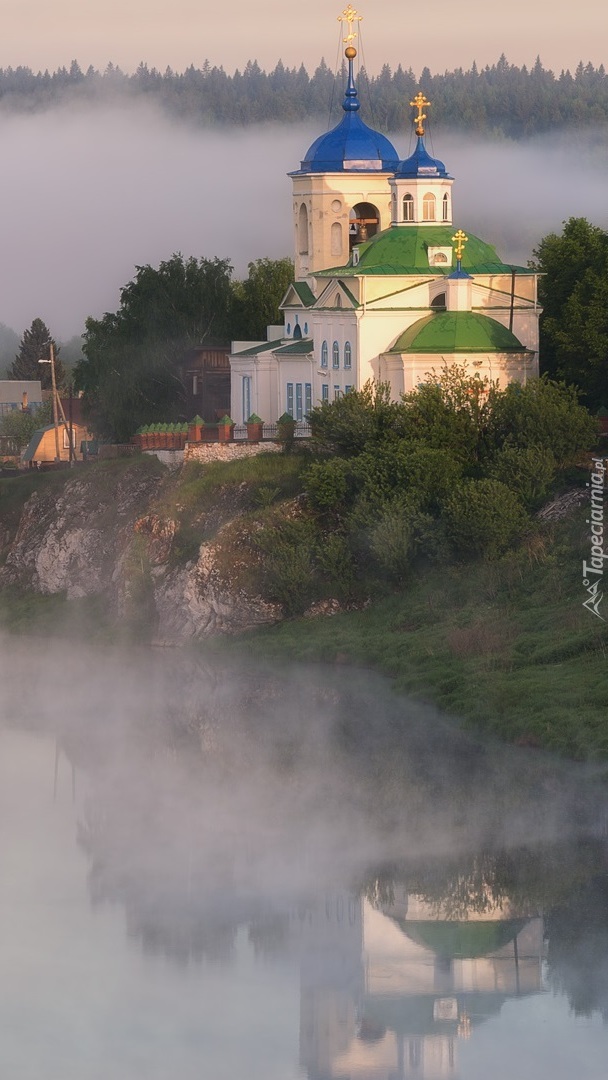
[289,6,399,279]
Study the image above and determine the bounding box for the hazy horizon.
[1,98,607,340]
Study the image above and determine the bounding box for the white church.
[229,9,540,426]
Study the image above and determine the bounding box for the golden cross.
[452,229,468,261]
[338,4,362,45]
[410,90,431,135]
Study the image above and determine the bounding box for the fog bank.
[0,99,607,339]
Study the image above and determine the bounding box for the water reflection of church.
[289,888,544,1080]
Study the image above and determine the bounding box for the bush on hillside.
[443,479,528,559]
[488,444,557,507]
[485,377,596,467]
[308,381,400,456]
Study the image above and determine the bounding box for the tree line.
[1,56,608,135]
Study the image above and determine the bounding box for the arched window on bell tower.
[442,193,450,221]
[349,202,380,250]
[298,203,309,255]
[403,193,414,221]
[423,193,436,221]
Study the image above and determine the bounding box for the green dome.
[398,919,527,959]
[392,311,531,354]
[318,225,533,277]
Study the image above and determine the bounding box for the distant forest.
[1,55,607,136]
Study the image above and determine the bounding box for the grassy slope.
[220,508,608,761]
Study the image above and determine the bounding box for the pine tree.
[9,318,65,390]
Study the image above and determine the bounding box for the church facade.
[229,19,540,426]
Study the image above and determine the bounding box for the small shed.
[22,421,89,465]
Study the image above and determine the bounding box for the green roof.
[290,281,316,307]
[233,340,281,357]
[399,918,527,959]
[273,339,314,356]
[317,225,534,277]
[22,425,52,462]
[391,311,531,354]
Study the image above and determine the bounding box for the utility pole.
[40,342,70,464]
[49,342,60,463]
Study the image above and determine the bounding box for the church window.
[332,341,340,368]
[335,293,342,308]
[298,203,309,255]
[345,385,352,395]
[344,342,352,368]
[286,383,294,417]
[305,383,312,415]
[432,252,448,264]
[295,383,303,421]
[321,340,328,368]
[403,193,414,221]
[304,322,308,334]
[442,193,450,221]
[322,384,329,402]
[431,292,446,309]
[331,222,343,257]
[293,324,302,339]
[334,385,341,400]
[286,323,291,335]
[423,193,436,221]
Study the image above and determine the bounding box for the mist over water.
[1,97,607,339]
[1,635,608,1076]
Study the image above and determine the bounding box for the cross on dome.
[338,4,363,46]
[452,229,468,261]
[410,91,431,136]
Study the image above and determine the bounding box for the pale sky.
[0,0,605,76]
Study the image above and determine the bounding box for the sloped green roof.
[22,425,51,462]
[274,339,314,355]
[290,281,316,307]
[317,225,534,277]
[391,311,532,354]
[232,340,281,357]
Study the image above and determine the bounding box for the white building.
[229,35,540,426]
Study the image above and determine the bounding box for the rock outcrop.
[0,460,281,640]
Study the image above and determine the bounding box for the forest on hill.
[1,56,607,135]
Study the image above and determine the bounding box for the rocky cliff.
[0,458,282,642]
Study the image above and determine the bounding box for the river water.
[0,638,607,1079]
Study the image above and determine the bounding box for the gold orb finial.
[410,90,431,136]
[338,4,362,46]
[345,45,357,59]
[452,229,469,262]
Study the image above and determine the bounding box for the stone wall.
[184,442,281,464]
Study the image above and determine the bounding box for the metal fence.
[231,422,311,442]
[0,436,19,456]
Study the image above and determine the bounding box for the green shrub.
[489,444,556,506]
[443,479,528,559]
[316,532,357,599]
[254,517,318,615]
[485,377,596,467]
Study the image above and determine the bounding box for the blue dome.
[396,135,451,179]
[293,58,399,174]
